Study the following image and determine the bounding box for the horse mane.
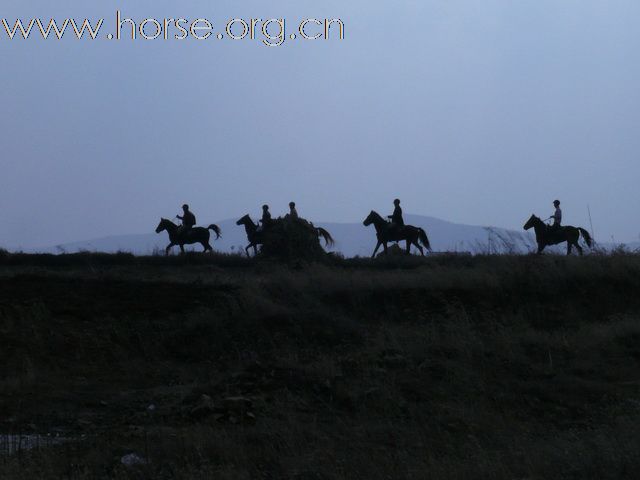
[370,211,384,222]
[240,214,256,225]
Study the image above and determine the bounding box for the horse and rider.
[524,199,592,255]
[363,198,432,258]
[236,203,280,256]
[155,204,221,255]
[236,205,273,257]
[237,202,333,257]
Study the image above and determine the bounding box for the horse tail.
[418,228,432,251]
[316,227,335,247]
[578,227,592,248]
[208,224,221,239]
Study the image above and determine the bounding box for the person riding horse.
[156,217,220,255]
[258,204,272,232]
[524,212,591,255]
[363,210,431,257]
[176,204,196,237]
[387,199,404,237]
[549,199,562,233]
[288,202,299,220]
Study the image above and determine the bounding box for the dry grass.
[1,253,640,478]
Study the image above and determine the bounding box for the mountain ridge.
[22,214,538,257]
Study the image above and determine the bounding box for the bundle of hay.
[260,216,329,261]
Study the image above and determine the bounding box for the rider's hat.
[289,202,296,207]
[394,198,400,205]
[182,204,189,210]
[553,199,560,206]
[262,204,269,210]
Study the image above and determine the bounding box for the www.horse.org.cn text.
[0,12,345,47]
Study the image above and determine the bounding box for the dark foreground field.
[1,251,640,479]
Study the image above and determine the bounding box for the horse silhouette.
[363,211,432,258]
[155,218,221,255]
[236,214,264,257]
[523,214,592,255]
[236,214,335,257]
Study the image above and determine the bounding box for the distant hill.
[26,215,538,257]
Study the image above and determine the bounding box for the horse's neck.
[239,218,254,232]
[372,214,387,231]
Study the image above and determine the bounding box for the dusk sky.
[1,0,639,248]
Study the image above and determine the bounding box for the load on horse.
[237,203,334,258]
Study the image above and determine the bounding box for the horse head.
[156,218,179,234]
[155,218,170,233]
[236,214,251,226]
[523,214,540,231]
[363,210,377,227]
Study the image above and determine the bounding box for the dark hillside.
[1,253,640,478]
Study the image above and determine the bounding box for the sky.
[1,0,639,248]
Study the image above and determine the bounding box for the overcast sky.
[1,0,639,248]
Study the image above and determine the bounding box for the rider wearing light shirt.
[551,199,562,231]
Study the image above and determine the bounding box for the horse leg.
[179,244,185,254]
[567,242,572,255]
[371,241,382,258]
[203,242,212,252]
[382,242,388,255]
[414,241,424,256]
[537,243,545,255]
[165,243,174,256]
[575,242,583,256]
[245,244,251,257]
[405,240,411,255]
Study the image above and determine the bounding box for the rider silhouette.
[288,202,299,220]
[387,199,404,236]
[258,204,272,231]
[177,204,196,236]
[549,200,562,233]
